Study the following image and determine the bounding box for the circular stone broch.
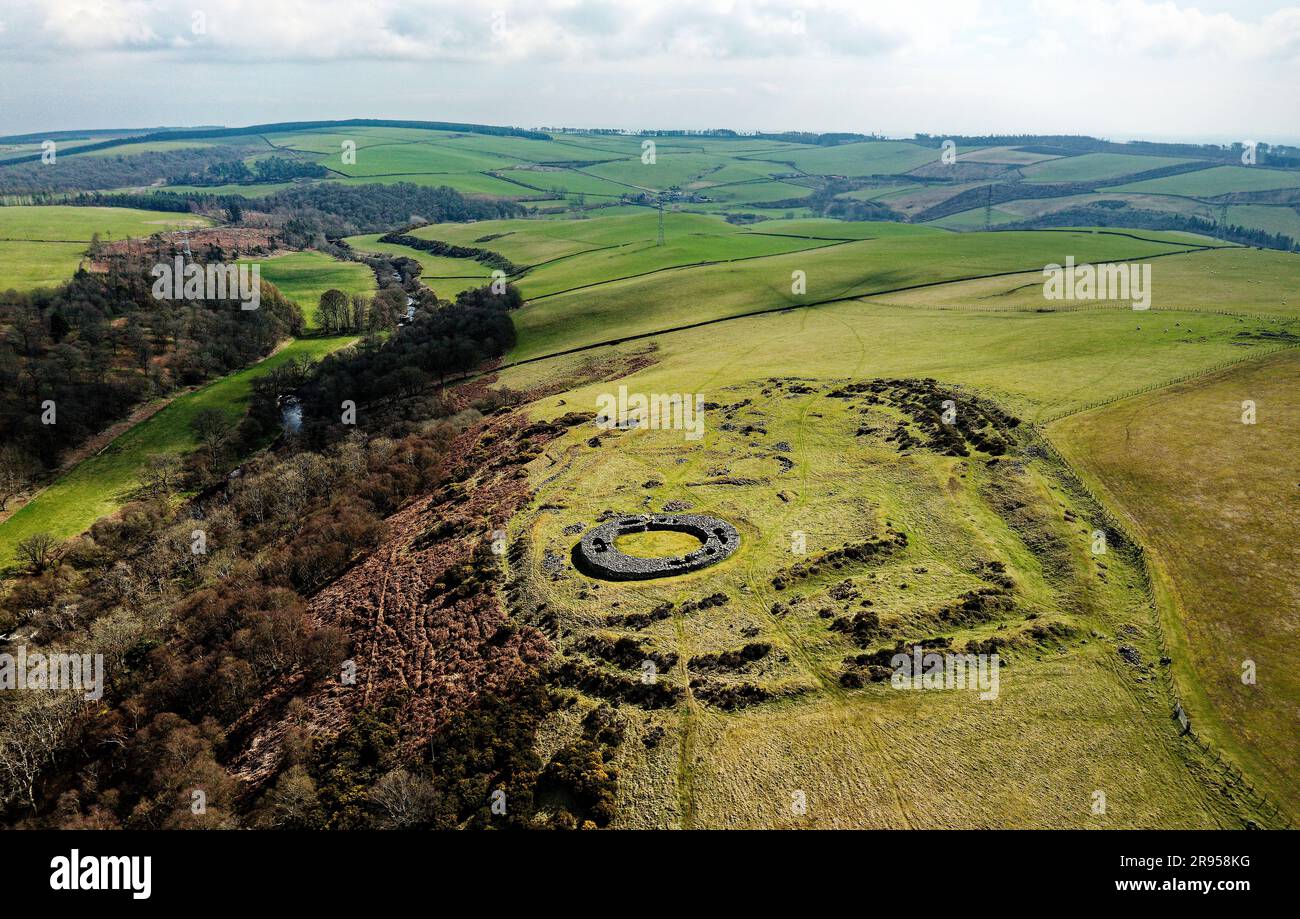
[573,514,740,581]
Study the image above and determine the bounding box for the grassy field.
[1106,165,1300,196]
[133,181,296,197]
[1019,153,1193,184]
[247,250,376,328]
[1051,349,1300,820]
[80,140,219,157]
[0,335,356,569]
[517,225,837,298]
[371,212,844,298]
[506,226,1219,362]
[698,180,816,205]
[275,126,594,163]
[744,140,941,176]
[482,213,1298,827]
[0,134,146,163]
[396,213,1207,321]
[871,246,1300,320]
[0,240,94,290]
[0,205,213,290]
[336,172,533,196]
[1226,204,1300,239]
[958,146,1060,165]
[0,205,212,240]
[33,126,1294,238]
[504,303,1290,426]
[689,160,792,186]
[270,128,443,154]
[323,142,515,177]
[60,130,936,202]
[496,167,639,198]
[928,192,1221,231]
[410,211,700,262]
[928,207,1020,230]
[510,353,1256,827]
[584,153,782,191]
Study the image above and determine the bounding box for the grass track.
[0,335,356,568]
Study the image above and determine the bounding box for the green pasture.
[507,293,1270,826]
[1106,165,1300,196]
[1019,152,1193,184]
[0,205,211,241]
[742,140,941,176]
[245,250,376,328]
[0,206,213,290]
[508,226,1217,362]
[0,335,356,569]
[873,246,1300,320]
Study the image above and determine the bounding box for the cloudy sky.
[1,0,1297,142]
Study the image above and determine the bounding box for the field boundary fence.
[1037,341,1300,425]
[1030,424,1293,827]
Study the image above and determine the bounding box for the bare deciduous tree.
[142,453,183,496]
[190,408,235,469]
[368,768,439,828]
[15,532,62,574]
[255,764,321,829]
[0,447,38,512]
[0,691,81,813]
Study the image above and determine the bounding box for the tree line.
[0,146,257,195]
[377,231,522,274]
[169,155,327,187]
[0,262,301,476]
[0,274,543,829]
[296,283,522,443]
[999,205,1299,252]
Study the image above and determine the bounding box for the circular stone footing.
[573,514,740,581]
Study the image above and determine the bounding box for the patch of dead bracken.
[228,408,592,789]
[90,228,280,271]
[228,349,663,791]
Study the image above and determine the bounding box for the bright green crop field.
[0,205,212,241]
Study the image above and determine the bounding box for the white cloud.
[1,0,988,63]
[1,0,1294,65]
[0,0,1295,138]
[40,0,164,50]
[1031,0,1300,59]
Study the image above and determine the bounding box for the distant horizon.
[3,119,1299,151]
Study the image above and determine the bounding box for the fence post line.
[1029,422,1289,826]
